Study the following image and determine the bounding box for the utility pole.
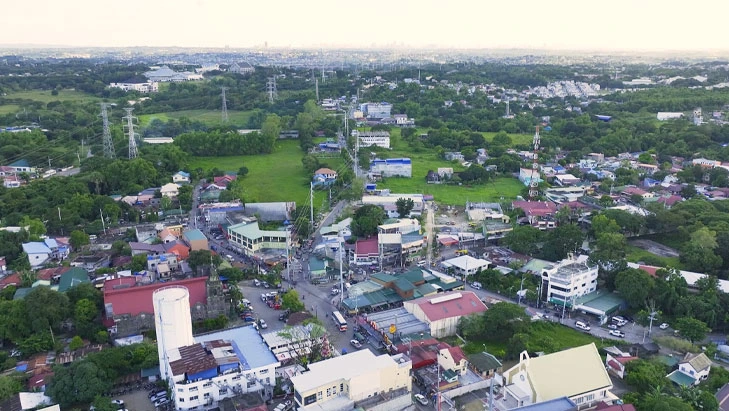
[221,87,229,123]
[310,182,314,227]
[99,208,107,235]
[315,78,319,103]
[122,108,138,159]
[100,103,116,158]
[339,236,344,304]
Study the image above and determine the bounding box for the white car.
[659,323,669,330]
[259,319,268,329]
[414,393,429,406]
[350,339,363,349]
[609,329,626,338]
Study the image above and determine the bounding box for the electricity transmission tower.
[221,87,229,123]
[122,108,139,159]
[100,103,116,159]
[529,126,541,200]
[266,77,277,103]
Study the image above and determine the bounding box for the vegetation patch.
[139,109,253,127]
[3,89,100,103]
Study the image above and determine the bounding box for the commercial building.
[108,82,159,93]
[227,219,290,257]
[440,255,492,278]
[502,343,615,409]
[291,349,412,411]
[403,291,487,338]
[540,255,598,308]
[353,130,391,149]
[370,158,412,178]
[182,229,209,251]
[359,102,393,119]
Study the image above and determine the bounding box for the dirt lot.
[628,239,680,258]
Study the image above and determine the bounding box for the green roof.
[13,288,31,300]
[656,354,680,367]
[183,229,206,241]
[371,272,398,283]
[200,190,222,200]
[416,283,437,296]
[667,370,696,387]
[520,258,553,274]
[308,257,327,272]
[574,291,624,314]
[58,268,90,292]
[401,268,425,283]
[430,279,464,291]
[229,221,287,240]
[467,352,503,372]
[141,367,160,377]
[393,278,415,292]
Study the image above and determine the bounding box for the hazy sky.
[3,0,728,51]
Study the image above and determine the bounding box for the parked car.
[607,324,618,330]
[470,282,482,290]
[111,399,125,409]
[659,323,670,329]
[350,339,362,349]
[253,279,261,287]
[609,329,626,338]
[259,319,268,329]
[331,288,340,296]
[414,393,429,406]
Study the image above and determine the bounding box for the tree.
[187,250,223,274]
[69,335,84,351]
[351,204,386,237]
[468,301,530,342]
[237,166,249,177]
[615,268,655,308]
[624,359,669,393]
[0,375,22,401]
[281,290,305,313]
[24,286,70,333]
[674,317,711,343]
[502,226,544,256]
[541,224,584,261]
[90,396,118,411]
[261,114,282,152]
[69,230,90,249]
[47,360,112,408]
[395,198,415,217]
[591,232,628,264]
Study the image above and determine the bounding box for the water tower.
[154,286,194,379]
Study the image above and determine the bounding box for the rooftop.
[467,351,503,372]
[667,369,696,387]
[182,229,206,241]
[682,352,712,372]
[194,325,280,371]
[442,255,491,271]
[406,291,487,322]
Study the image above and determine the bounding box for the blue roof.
[183,229,207,241]
[194,326,279,371]
[513,397,577,410]
[9,159,30,167]
[596,115,612,122]
[44,238,58,249]
[22,242,51,254]
[176,171,190,177]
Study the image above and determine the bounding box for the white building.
[657,112,685,121]
[541,255,598,308]
[22,242,52,268]
[370,158,412,178]
[668,352,712,386]
[155,286,195,381]
[362,194,424,213]
[227,219,290,256]
[378,218,420,234]
[353,130,390,149]
[108,82,159,93]
[441,255,492,278]
[359,102,392,119]
[261,324,325,364]
[291,349,412,411]
[160,182,179,198]
[503,343,615,408]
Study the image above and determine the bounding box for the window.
[317,391,323,401]
[326,388,331,397]
[203,382,212,388]
[190,396,198,401]
[180,398,185,403]
[247,381,256,388]
[232,376,241,381]
[189,387,198,392]
[204,393,210,399]
[304,394,317,405]
[177,388,184,393]
[259,369,268,375]
[219,388,227,395]
[340,383,344,392]
[586,394,595,402]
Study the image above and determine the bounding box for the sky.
[3,0,729,51]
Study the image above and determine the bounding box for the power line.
[122,108,138,160]
[100,103,116,159]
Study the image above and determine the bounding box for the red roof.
[615,356,638,364]
[0,273,21,288]
[636,265,659,278]
[438,237,459,246]
[512,201,558,217]
[28,372,53,389]
[104,277,208,316]
[607,359,621,372]
[409,291,487,322]
[445,345,466,364]
[657,195,682,207]
[36,266,71,281]
[622,187,647,196]
[355,237,379,256]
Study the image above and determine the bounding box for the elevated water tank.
[154,286,194,379]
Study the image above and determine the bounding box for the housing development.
[4,28,729,411]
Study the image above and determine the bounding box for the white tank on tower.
[154,286,194,379]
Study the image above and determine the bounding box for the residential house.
[291,349,411,411]
[604,349,638,379]
[212,175,236,188]
[512,201,558,229]
[228,62,255,74]
[0,273,21,289]
[466,351,502,379]
[9,159,35,174]
[622,186,654,200]
[160,183,179,198]
[438,168,454,179]
[0,256,6,273]
[70,254,110,273]
[146,253,179,277]
[437,343,468,376]
[553,174,581,186]
[440,255,491,278]
[656,195,683,208]
[426,170,441,184]
[502,343,614,408]
[667,352,712,386]
[43,238,69,261]
[130,242,166,256]
[519,168,542,186]
[393,114,415,127]
[444,152,465,162]
[2,175,21,188]
[158,228,178,243]
[164,240,190,260]
[172,171,191,184]
[57,267,90,292]
[715,382,729,411]
[22,242,52,268]
[351,237,379,266]
[312,168,337,187]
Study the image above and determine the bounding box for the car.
[607,324,618,330]
[253,279,261,287]
[259,319,268,329]
[331,288,340,296]
[609,329,626,338]
[659,323,670,329]
[414,393,429,406]
[350,339,363,349]
[150,392,167,403]
[470,282,482,290]
[263,281,271,288]
[111,400,125,409]
[153,398,170,408]
[149,390,165,399]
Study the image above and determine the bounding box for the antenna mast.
[100,103,116,159]
[122,108,139,160]
[221,87,229,123]
[529,126,541,200]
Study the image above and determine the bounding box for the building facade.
[353,131,391,149]
[227,220,290,257]
[541,256,598,308]
[370,158,412,178]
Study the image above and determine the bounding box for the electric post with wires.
[529,126,541,200]
[100,103,116,159]
[220,87,229,123]
[122,108,139,160]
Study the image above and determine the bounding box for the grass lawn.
[481,131,535,146]
[0,104,19,115]
[139,109,253,127]
[626,245,682,268]
[3,89,100,103]
[378,176,523,205]
[188,139,344,207]
[640,232,685,250]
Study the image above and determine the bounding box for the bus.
[332,311,347,332]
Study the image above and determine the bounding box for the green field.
[0,104,19,115]
[139,109,253,127]
[626,245,682,268]
[482,131,535,146]
[3,89,100,103]
[188,140,344,207]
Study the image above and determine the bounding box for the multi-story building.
[359,102,392,119]
[541,255,598,308]
[353,130,391,149]
[291,349,412,411]
[370,158,412,178]
[108,82,159,93]
[227,219,290,256]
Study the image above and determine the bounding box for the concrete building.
[440,255,492,279]
[227,219,290,256]
[502,343,614,409]
[657,112,684,121]
[22,242,52,268]
[541,255,598,308]
[182,229,209,251]
[229,62,255,75]
[359,102,393,119]
[354,131,391,149]
[173,171,191,184]
[291,349,412,411]
[370,158,412,178]
[667,352,712,386]
[403,291,487,338]
[362,194,424,213]
[108,82,159,93]
[378,218,420,235]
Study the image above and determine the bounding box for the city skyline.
[4,0,729,52]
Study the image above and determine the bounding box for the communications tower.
[122,108,139,159]
[529,126,541,200]
[100,103,116,159]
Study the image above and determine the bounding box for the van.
[226,254,234,261]
[470,282,482,290]
[89,235,97,241]
[575,321,591,331]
